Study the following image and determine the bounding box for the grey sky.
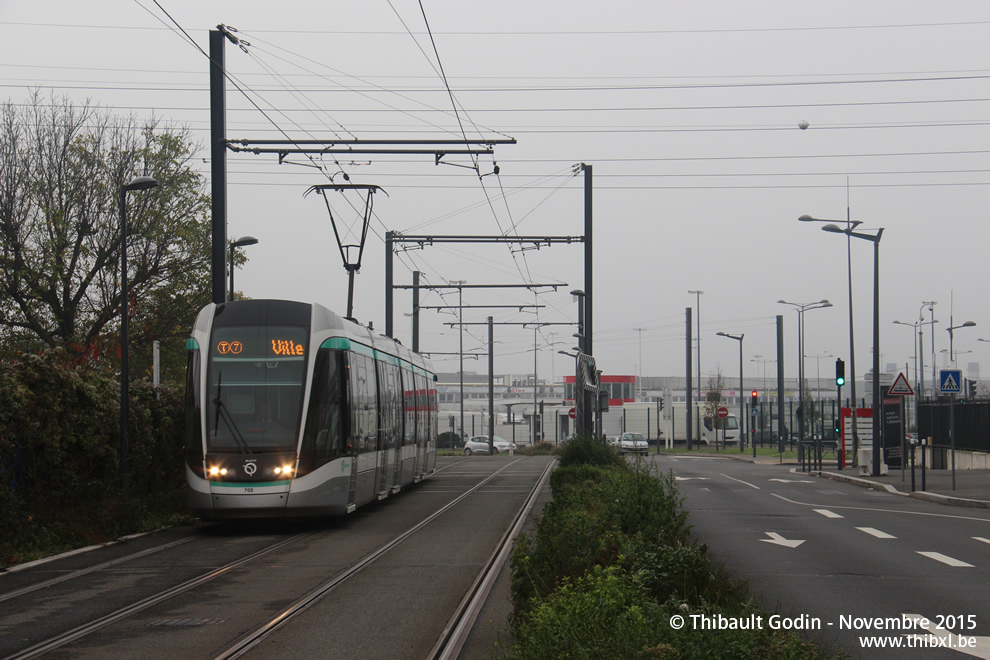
[2,1,988,385]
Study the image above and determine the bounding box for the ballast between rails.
[213,457,551,660]
[429,457,556,660]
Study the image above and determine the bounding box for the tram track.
[215,457,552,659]
[0,537,197,605]
[1,456,553,660]
[4,534,309,660]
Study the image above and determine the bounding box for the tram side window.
[413,373,427,446]
[377,360,401,451]
[350,353,378,452]
[301,349,344,461]
[428,380,438,442]
[402,368,416,447]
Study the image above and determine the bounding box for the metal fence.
[918,399,990,468]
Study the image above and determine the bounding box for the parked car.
[464,435,517,455]
[609,432,650,455]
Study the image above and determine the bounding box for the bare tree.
[0,92,211,379]
[703,368,727,428]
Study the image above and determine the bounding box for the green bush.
[437,431,460,449]
[556,433,625,468]
[508,454,830,658]
[0,349,189,567]
[515,442,557,456]
[510,564,667,659]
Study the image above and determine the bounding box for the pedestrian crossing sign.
[939,369,962,394]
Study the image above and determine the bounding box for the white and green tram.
[184,299,438,520]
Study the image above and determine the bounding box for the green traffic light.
[836,376,845,386]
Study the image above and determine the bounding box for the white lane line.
[974,537,990,545]
[771,493,990,523]
[720,474,760,490]
[917,551,974,567]
[814,509,843,519]
[857,527,897,539]
[902,613,990,658]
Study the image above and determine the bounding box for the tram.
[184,299,438,520]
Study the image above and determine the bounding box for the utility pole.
[209,30,227,305]
[685,307,693,451]
[450,280,466,442]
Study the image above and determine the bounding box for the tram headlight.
[274,465,294,476]
[208,466,228,477]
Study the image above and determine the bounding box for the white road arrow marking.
[760,532,805,548]
[917,551,974,567]
[902,613,990,659]
[857,527,896,539]
[769,478,815,483]
[814,509,843,518]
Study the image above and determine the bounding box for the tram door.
[376,361,402,497]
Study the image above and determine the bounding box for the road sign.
[568,407,576,419]
[717,406,729,418]
[939,369,962,394]
[888,372,914,396]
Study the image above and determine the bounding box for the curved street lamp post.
[716,332,748,455]
[118,175,160,484]
[228,236,259,301]
[778,299,832,470]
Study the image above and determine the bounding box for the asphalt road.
[653,454,990,660]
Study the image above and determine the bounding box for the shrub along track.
[1,456,553,660]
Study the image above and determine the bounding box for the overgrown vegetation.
[507,435,831,659]
[0,349,190,568]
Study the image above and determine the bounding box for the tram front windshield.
[207,325,308,452]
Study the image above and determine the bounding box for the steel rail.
[428,458,555,660]
[0,537,196,604]
[213,458,535,660]
[6,534,309,660]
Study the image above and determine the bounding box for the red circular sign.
[717,406,729,418]
[568,408,576,419]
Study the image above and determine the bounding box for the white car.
[611,432,649,455]
[464,435,516,455]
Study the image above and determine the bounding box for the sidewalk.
[805,462,990,508]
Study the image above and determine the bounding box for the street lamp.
[799,213,862,466]
[569,290,590,436]
[920,301,937,396]
[947,321,976,366]
[688,290,703,446]
[228,236,259,301]
[778,298,832,466]
[118,175,159,484]
[893,313,938,401]
[821,221,884,477]
[716,331,746,454]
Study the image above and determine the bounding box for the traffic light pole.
[836,381,843,469]
[750,390,758,458]
[835,358,845,469]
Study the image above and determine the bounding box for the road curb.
[807,469,990,509]
[805,469,902,494]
